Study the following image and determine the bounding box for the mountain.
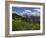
[12,10,40,18]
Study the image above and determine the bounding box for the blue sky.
[12,7,40,16]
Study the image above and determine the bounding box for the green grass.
[12,14,40,31]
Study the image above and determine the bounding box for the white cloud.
[19,13,24,16]
[12,11,16,13]
[22,10,32,15]
[30,10,40,16]
[33,9,40,12]
[24,10,32,13]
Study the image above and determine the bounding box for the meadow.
[12,14,40,31]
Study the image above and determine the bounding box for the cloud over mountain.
[13,9,40,17]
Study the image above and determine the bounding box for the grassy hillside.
[12,14,40,31]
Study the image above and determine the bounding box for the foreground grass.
[12,17,40,31]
